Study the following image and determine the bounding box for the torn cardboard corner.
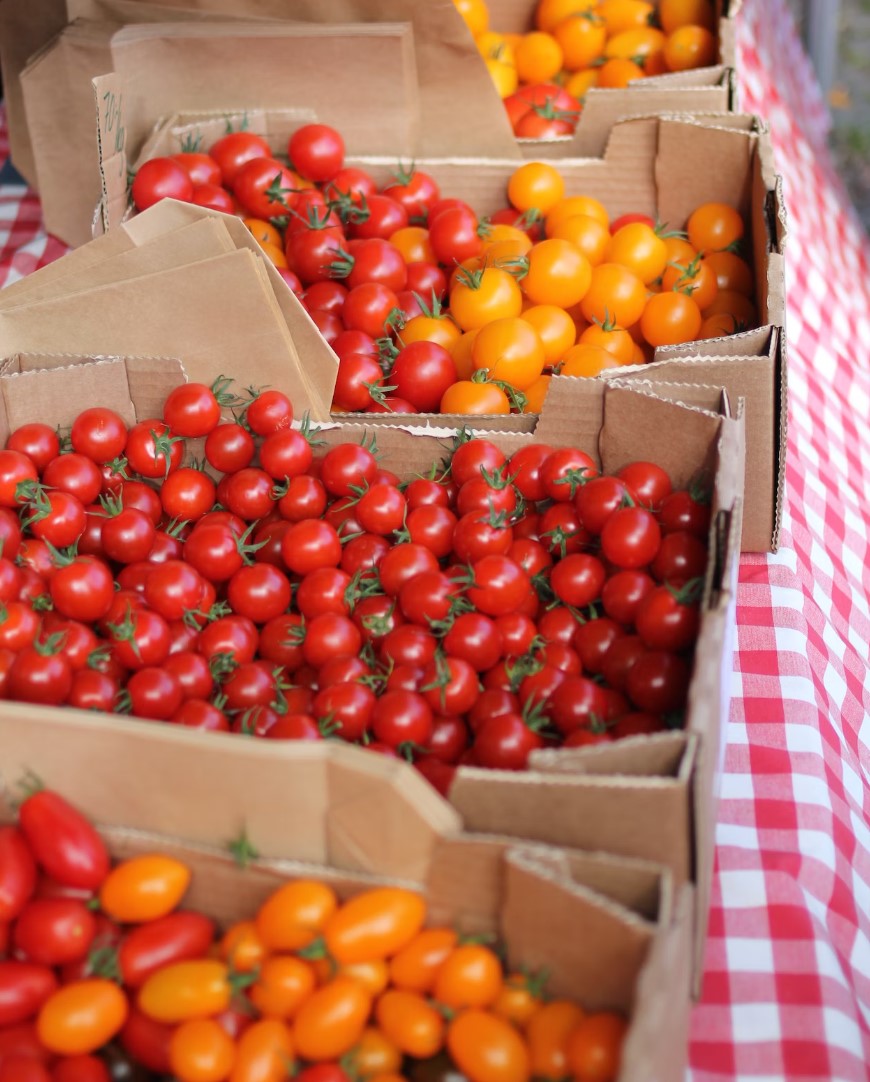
[0,706,694,1082]
[0,353,187,442]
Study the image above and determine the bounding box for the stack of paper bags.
[0,201,340,420]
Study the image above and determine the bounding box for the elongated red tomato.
[0,962,58,1027]
[119,911,216,988]
[0,827,36,922]
[18,790,109,891]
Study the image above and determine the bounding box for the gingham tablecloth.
[1,0,869,1076]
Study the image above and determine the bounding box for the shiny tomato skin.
[12,899,96,967]
[0,963,58,1027]
[0,827,36,922]
[36,979,128,1056]
[18,792,109,892]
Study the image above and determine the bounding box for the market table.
[1,0,868,1077]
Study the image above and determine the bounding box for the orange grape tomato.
[663,24,717,70]
[375,990,446,1059]
[447,1009,531,1082]
[249,956,317,1020]
[596,0,655,34]
[450,267,524,331]
[323,888,426,965]
[345,1026,403,1078]
[229,1018,294,1082]
[339,959,391,997]
[507,163,566,216]
[471,317,547,391]
[686,202,744,253]
[522,240,592,308]
[219,921,267,973]
[292,977,372,1061]
[639,291,702,347]
[388,928,458,994]
[659,0,716,33]
[440,381,512,415]
[604,26,665,61]
[596,57,644,87]
[138,961,231,1024]
[579,263,646,327]
[526,1000,586,1080]
[493,971,547,1028]
[536,0,597,33]
[432,944,505,1010]
[521,305,577,365]
[255,880,338,953]
[37,980,128,1056]
[564,68,599,100]
[99,855,191,924]
[557,344,620,377]
[169,1018,236,1082]
[565,1011,628,1082]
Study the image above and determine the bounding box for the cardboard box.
[0,347,742,985]
[1,0,741,196]
[112,105,785,551]
[0,711,695,1081]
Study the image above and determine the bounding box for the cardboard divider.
[0,711,694,1080]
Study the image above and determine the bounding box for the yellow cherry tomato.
[521,304,577,365]
[293,977,372,1061]
[522,239,592,308]
[487,57,519,98]
[38,980,128,1056]
[99,855,190,924]
[472,317,547,391]
[476,31,516,65]
[323,889,426,965]
[256,880,338,953]
[450,267,524,331]
[453,0,489,37]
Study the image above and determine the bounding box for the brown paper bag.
[0,249,331,417]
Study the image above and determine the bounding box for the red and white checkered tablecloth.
[1,0,869,1076]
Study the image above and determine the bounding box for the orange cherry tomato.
[376,990,446,1059]
[471,317,547,391]
[699,312,741,338]
[388,928,458,994]
[523,374,551,413]
[605,27,665,62]
[580,263,646,327]
[447,1010,530,1082]
[565,1011,628,1082]
[99,856,190,924]
[397,311,463,351]
[557,344,620,377]
[660,257,718,310]
[323,888,426,965]
[553,13,607,71]
[659,0,715,33]
[450,267,524,331]
[220,922,267,973]
[522,240,592,308]
[453,0,489,36]
[702,250,754,296]
[255,881,338,953]
[493,971,546,1028]
[139,961,231,1024]
[596,0,655,34]
[521,305,577,365]
[604,223,668,284]
[37,980,128,1055]
[548,215,610,266]
[546,196,609,233]
[640,290,702,346]
[476,32,516,65]
[526,1000,586,1080]
[663,24,717,70]
[244,219,282,247]
[508,164,565,216]
[250,956,316,1020]
[686,202,744,252]
[451,330,482,381]
[170,1018,236,1082]
[536,0,597,33]
[481,223,532,255]
[389,227,435,264]
[440,380,512,415]
[578,321,634,363]
[293,977,372,1061]
[258,241,289,269]
[515,32,564,83]
[229,1019,294,1082]
[596,57,644,87]
[345,1026,403,1078]
[662,236,698,266]
[433,944,504,1010]
[701,289,757,325]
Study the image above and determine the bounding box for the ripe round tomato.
[391,342,458,411]
[131,157,193,211]
[208,131,271,186]
[600,507,661,568]
[13,899,96,966]
[289,124,345,182]
[0,962,57,1027]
